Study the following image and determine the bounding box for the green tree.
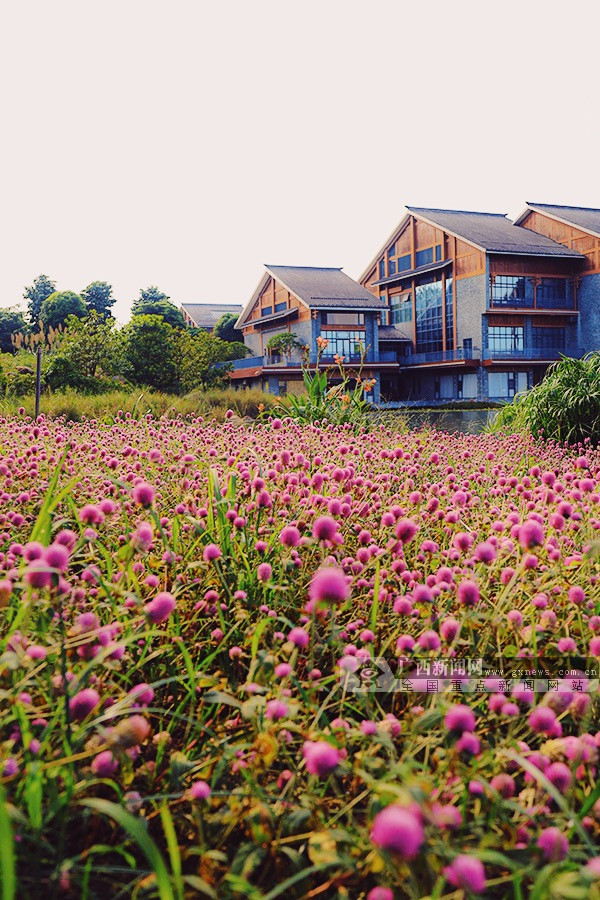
[214,312,244,344]
[177,330,243,392]
[0,308,27,354]
[131,287,184,328]
[266,332,302,360]
[120,314,180,391]
[81,281,116,319]
[40,291,87,330]
[23,274,56,326]
[59,312,118,377]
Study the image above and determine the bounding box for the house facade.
[359,206,589,403]
[231,265,396,402]
[181,303,242,331]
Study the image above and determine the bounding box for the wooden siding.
[520,210,600,273]
[489,255,577,277]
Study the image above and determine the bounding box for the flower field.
[3,413,600,899]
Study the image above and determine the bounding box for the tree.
[131,288,184,328]
[81,281,115,319]
[0,308,27,354]
[214,312,244,344]
[39,291,87,330]
[58,312,118,377]
[120,315,180,391]
[266,332,302,360]
[136,285,170,305]
[177,330,244,392]
[23,274,56,326]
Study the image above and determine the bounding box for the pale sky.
[2,0,599,323]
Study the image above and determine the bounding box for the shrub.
[492,353,600,444]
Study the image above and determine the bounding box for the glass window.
[445,276,454,350]
[491,276,534,308]
[322,312,365,326]
[388,259,396,275]
[398,254,412,272]
[274,302,287,312]
[379,259,385,279]
[536,278,570,309]
[261,306,273,317]
[320,330,365,359]
[488,326,524,353]
[533,326,566,349]
[390,292,412,324]
[415,278,443,353]
[388,244,396,257]
[416,247,434,268]
[435,244,442,261]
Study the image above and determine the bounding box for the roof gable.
[515,203,600,239]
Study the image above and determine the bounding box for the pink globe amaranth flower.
[568,585,585,605]
[585,857,600,878]
[3,758,18,777]
[545,761,572,793]
[26,645,47,660]
[78,504,104,526]
[24,563,52,589]
[444,704,476,735]
[127,683,155,707]
[108,715,150,749]
[440,618,460,642]
[308,567,350,606]
[395,518,419,544]
[529,705,558,736]
[312,515,340,543]
[144,592,176,624]
[473,541,496,564]
[537,826,568,862]
[518,519,544,550]
[266,699,288,720]
[457,580,480,607]
[203,543,222,562]
[418,630,441,651]
[367,889,394,900]
[132,482,155,508]
[456,732,480,756]
[44,542,70,572]
[132,523,154,551]
[257,562,272,582]
[91,750,119,777]
[288,627,309,648]
[590,637,600,656]
[69,688,100,722]
[557,637,577,653]
[444,855,486,894]
[24,541,45,562]
[280,525,301,547]
[370,804,424,858]
[188,780,211,800]
[302,740,342,777]
[490,774,516,798]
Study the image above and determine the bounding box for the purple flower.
[188,780,211,800]
[457,580,480,607]
[537,826,568,862]
[144,592,176,624]
[444,704,476,735]
[444,855,486,894]
[69,688,100,722]
[280,526,301,547]
[312,516,340,543]
[308,567,350,606]
[203,543,222,562]
[302,740,341,777]
[91,751,119,777]
[132,482,155,508]
[288,627,309,648]
[370,805,424,858]
[518,519,544,550]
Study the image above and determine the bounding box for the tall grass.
[0,387,283,422]
[491,353,600,444]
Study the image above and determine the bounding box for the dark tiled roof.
[524,203,600,238]
[181,303,242,328]
[266,265,386,309]
[407,207,584,258]
[378,326,411,341]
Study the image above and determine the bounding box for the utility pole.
[35,346,42,419]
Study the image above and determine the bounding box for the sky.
[2,0,599,323]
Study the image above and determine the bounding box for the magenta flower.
[444,704,476,735]
[91,750,119,777]
[518,519,544,550]
[144,592,176,624]
[302,740,342,777]
[444,856,486,894]
[280,526,301,547]
[265,699,288,720]
[457,580,480,607]
[370,804,424,858]
[395,518,419,544]
[132,482,155,508]
[288,627,310,648]
[188,780,211,800]
[257,562,272,582]
[308,567,350,606]
[367,890,393,900]
[537,827,568,862]
[528,705,558,736]
[203,543,222,562]
[69,688,100,721]
[312,516,341,543]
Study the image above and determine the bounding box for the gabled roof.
[181,303,242,329]
[515,203,600,239]
[237,265,385,328]
[406,207,584,257]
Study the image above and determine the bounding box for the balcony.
[224,350,398,371]
[482,346,584,362]
[401,348,481,367]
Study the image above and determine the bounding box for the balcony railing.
[225,350,398,371]
[402,348,481,366]
[482,346,584,361]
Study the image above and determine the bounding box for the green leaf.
[0,787,15,900]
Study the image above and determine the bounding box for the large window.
[415,278,443,353]
[398,253,412,272]
[445,276,454,350]
[275,301,287,312]
[533,327,566,349]
[488,326,524,353]
[536,278,570,309]
[321,312,365,326]
[261,306,273,317]
[491,276,534,308]
[416,247,433,268]
[390,292,412,324]
[488,371,528,398]
[320,331,365,359]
